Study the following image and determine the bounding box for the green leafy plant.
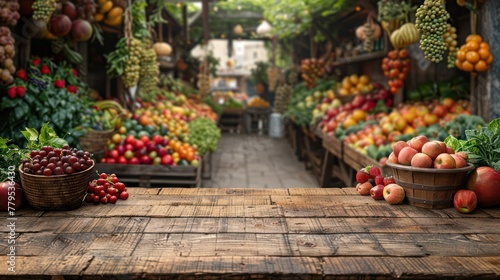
[445,118,500,172]
[187,117,221,155]
[21,123,68,151]
[0,123,67,182]
[250,62,269,86]
[0,138,24,182]
[0,57,92,148]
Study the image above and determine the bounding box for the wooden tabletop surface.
[1,187,499,279]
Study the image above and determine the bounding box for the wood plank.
[287,188,354,196]
[42,204,154,217]
[411,218,500,234]
[147,205,283,218]
[0,255,94,276]
[159,188,289,196]
[144,217,287,234]
[83,256,323,279]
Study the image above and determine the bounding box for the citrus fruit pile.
[456,34,493,73]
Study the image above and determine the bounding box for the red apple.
[434,140,448,153]
[398,147,418,166]
[408,135,429,152]
[161,154,173,166]
[388,152,398,164]
[129,157,140,164]
[465,167,500,207]
[446,147,455,154]
[383,183,406,204]
[411,153,433,168]
[71,19,93,41]
[433,153,456,169]
[392,141,409,157]
[49,14,72,37]
[370,184,385,200]
[0,181,24,211]
[356,182,373,195]
[453,190,477,214]
[450,154,467,168]
[383,176,395,186]
[421,141,442,160]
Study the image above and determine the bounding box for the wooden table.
[2,188,500,279]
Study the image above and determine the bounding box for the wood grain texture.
[0,188,498,279]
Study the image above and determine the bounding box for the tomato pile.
[381,49,410,94]
[21,145,94,176]
[85,172,129,205]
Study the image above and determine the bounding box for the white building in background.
[191,39,268,75]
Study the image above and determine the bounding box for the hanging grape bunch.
[122,38,142,88]
[442,24,458,68]
[0,0,20,26]
[415,0,449,63]
[0,26,15,85]
[381,49,410,94]
[32,0,58,22]
[301,58,325,89]
[138,41,160,99]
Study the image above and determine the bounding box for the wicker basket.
[78,129,114,161]
[386,161,475,209]
[19,161,94,210]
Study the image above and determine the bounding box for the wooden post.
[183,4,189,45]
[202,0,209,44]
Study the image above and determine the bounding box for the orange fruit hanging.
[455,34,493,73]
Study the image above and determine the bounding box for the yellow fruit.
[461,61,474,72]
[104,15,123,26]
[94,13,104,22]
[107,6,123,20]
[338,88,349,96]
[99,1,113,14]
[343,118,357,129]
[349,74,359,85]
[359,75,370,85]
[351,109,367,122]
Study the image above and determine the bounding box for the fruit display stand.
[343,144,392,177]
[94,162,202,188]
[244,107,272,134]
[219,107,245,133]
[321,133,356,187]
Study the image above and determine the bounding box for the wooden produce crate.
[94,163,202,188]
[244,107,272,134]
[219,108,245,133]
[343,145,392,176]
[322,133,343,160]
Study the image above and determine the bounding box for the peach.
[408,135,430,152]
[398,147,418,166]
[411,153,433,168]
[451,154,467,168]
[421,141,442,160]
[356,182,373,196]
[388,152,399,164]
[434,153,456,169]
[393,141,409,157]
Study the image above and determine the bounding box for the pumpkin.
[153,42,172,56]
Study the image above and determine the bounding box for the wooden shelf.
[331,50,387,67]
